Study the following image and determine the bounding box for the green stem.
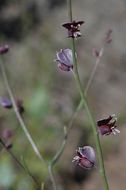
[0,57,56,190]
[0,138,40,189]
[50,127,67,167]
[48,165,57,190]
[67,1,109,190]
[0,57,47,168]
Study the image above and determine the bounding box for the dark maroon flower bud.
[56,49,75,72]
[97,114,120,136]
[16,99,25,114]
[62,20,84,38]
[5,142,12,149]
[0,45,9,54]
[105,28,112,44]
[92,48,99,58]
[0,97,12,109]
[72,146,95,170]
[2,128,12,139]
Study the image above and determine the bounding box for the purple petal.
[98,125,111,135]
[58,62,70,72]
[79,158,94,169]
[56,49,73,67]
[62,23,72,29]
[63,49,73,65]
[0,97,12,109]
[80,146,95,163]
[97,116,112,126]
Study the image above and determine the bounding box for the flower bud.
[0,45,9,54]
[105,28,112,44]
[2,128,12,139]
[92,48,99,58]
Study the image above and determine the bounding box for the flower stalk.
[0,56,57,190]
[67,0,109,189]
[0,138,40,189]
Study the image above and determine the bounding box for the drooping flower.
[56,49,75,72]
[97,114,120,136]
[72,146,95,170]
[0,45,9,54]
[62,20,84,38]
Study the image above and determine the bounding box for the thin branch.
[0,56,56,190]
[50,127,67,167]
[0,138,40,189]
[48,165,57,190]
[84,47,104,95]
[0,57,47,167]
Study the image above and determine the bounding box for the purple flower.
[97,114,120,136]
[0,97,24,114]
[0,45,9,54]
[56,49,75,72]
[2,128,12,139]
[0,97,12,109]
[72,146,95,170]
[62,20,84,38]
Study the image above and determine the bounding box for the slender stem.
[0,57,57,190]
[67,1,109,190]
[67,0,72,22]
[0,138,40,189]
[0,57,47,168]
[84,47,104,95]
[41,183,44,190]
[48,165,57,190]
[50,127,67,167]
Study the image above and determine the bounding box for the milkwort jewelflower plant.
[55,0,121,190]
[0,1,121,190]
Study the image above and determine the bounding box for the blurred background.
[0,0,126,189]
